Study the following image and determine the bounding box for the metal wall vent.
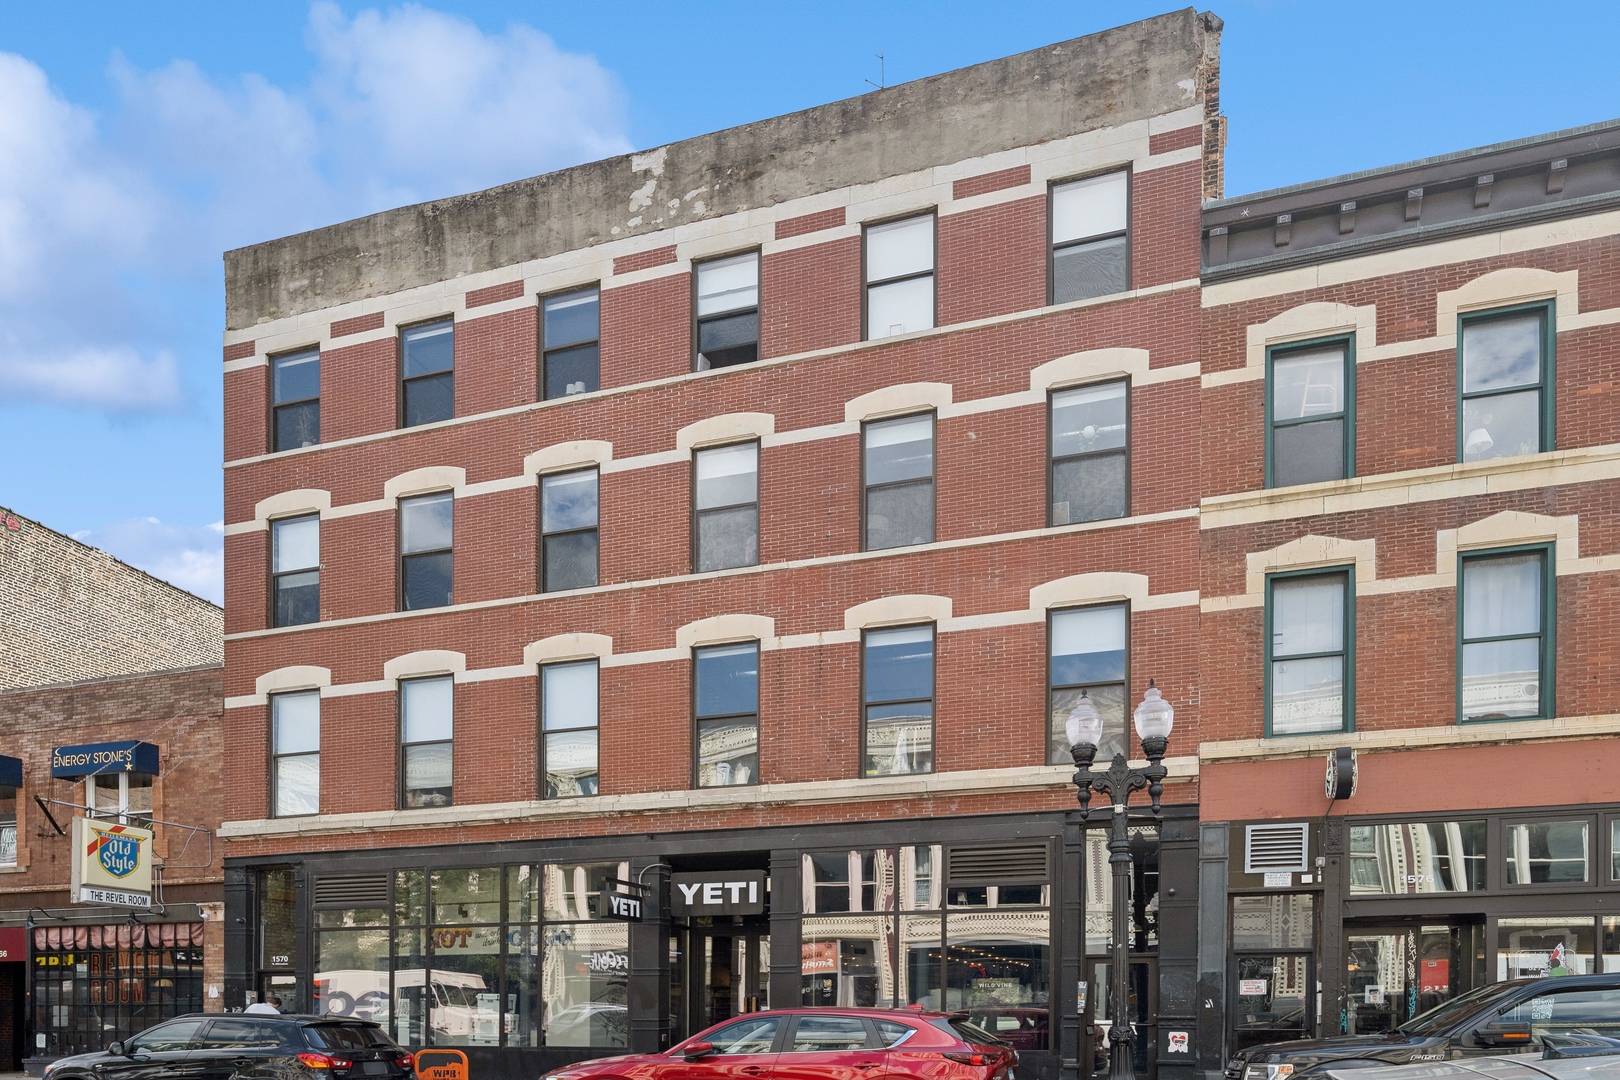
[1244,823,1309,874]
[948,843,1049,885]
[313,874,389,906]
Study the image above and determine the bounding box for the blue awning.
[0,755,20,790]
[50,741,159,779]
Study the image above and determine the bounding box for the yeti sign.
[669,871,767,916]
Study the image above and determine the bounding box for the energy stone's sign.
[669,870,768,917]
[70,817,153,908]
[51,741,160,779]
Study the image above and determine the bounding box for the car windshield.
[305,1024,396,1051]
[1400,982,1522,1035]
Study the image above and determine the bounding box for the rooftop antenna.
[866,53,885,91]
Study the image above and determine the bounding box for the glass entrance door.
[1087,959,1154,1079]
[1231,953,1314,1052]
[1343,922,1479,1035]
[679,926,769,1038]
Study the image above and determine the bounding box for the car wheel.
[325,990,355,1016]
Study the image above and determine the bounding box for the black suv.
[41,1014,413,1080]
[1227,975,1620,1080]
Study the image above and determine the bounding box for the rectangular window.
[1266,570,1352,735]
[399,492,453,610]
[541,468,599,591]
[1461,305,1552,462]
[695,252,760,369]
[271,514,320,627]
[863,414,934,550]
[694,642,760,787]
[399,676,453,809]
[1506,821,1589,885]
[271,690,320,817]
[0,783,15,866]
[1050,171,1128,303]
[271,348,320,451]
[1346,821,1487,894]
[1050,381,1128,524]
[1049,604,1127,763]
[1460,548,1551,721]
[543,287,600,399]
[694,442,759,572]
[1498,918,1596,980]
[542,660,599,798]
[863,625,934,777]
[1268,339,1353,488]
[401,319,454,426]
[864,215,934,339]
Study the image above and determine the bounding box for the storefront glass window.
[314,928,389,1019]
[1347,821,1486,894]
[801,915,895,1007]
[944,910,1051,1023]
[1231,894,1313,950]
[316,907,387,927]
[1085,827,1158,953]
[431,867,502,923]
[1505,821,1588,884]
[30,923,205,1058]
[541,922,629,1047]
[396,869,426,925]
[393,929,426,1047]
[901,914,943,1009]
[1611,821,1620,882]
[258,868,298,973]
[1497,917,1597,979]
[424,925,502,1046]
[1603,918,1620,974]
[544,862,630,922]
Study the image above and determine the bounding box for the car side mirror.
[107,1042,125,1056]
[1476,1022,1535,1048]
[684,1042,716,1060]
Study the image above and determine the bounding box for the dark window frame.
[398,316,456,428]
[397,490,454,612]
[1456,543,1556,725]
[269,512,320,628]
[1046,166,1133,306]
[1263,565,1356,738]
[398,674,455,810]
[1496,812,1597,892]
[860,411,937,552]
[1047,378,1132,526]
[1456,301,1556,463]
[540,283,602,401]
[691,248,762,371]
[269,689,320,820]
[540,467,600,593]
[691,439,762,573]
[861,210,939,342]
[691,639,763,789]
[1265,334,1357,490]
[1046,601,1132,764]
[538,658,601,800]
[859,622,937,779]
[269,346,321,453]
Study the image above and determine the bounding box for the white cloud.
[74,517,225,605]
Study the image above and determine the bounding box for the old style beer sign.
[70,817,153,908]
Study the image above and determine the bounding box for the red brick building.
[217,9,1620,1080]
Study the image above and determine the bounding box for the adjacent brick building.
[217,9,1620,1080]
[0,511,224,1072]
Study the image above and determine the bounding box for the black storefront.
[226,808,1202,1080]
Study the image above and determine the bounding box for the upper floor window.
[863,414,934,551]
[695,252,760,369]
[695,642,760,787]
[1050,381,1128,524]
[864,215,935,339]
[542,469,599,592]
[399,492,453,610]
[1049,604,1127,763]
[1050,171,1128,303]
[542,660,599,798]
[401,319,454,426]
[1268,339,1353,488]
[0,782,18,866]
[400,675,453,809]
[271,690,320,817]
[1267,570,1352,736]
[271,514,320,627]
[543,288,600,399]
[862,625,934,777]
[271,348,320,451]
[1461,305,1552,462]
[694,442,760,572]
[1460,548,1552,722]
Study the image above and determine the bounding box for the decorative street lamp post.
[1067,680,1175,1080]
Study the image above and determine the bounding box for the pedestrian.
[245,993,282,1015]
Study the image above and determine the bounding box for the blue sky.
[2,1,1618,604]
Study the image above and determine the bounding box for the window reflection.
[1347,821,1486,894]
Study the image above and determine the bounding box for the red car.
[541,1008,1017,1080]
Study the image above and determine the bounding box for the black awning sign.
[600,889,644,922]
[670,870,766,916]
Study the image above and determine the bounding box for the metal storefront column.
[768,849,801,1011]
[628,859,670,1053]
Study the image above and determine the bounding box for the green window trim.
[1264,334,1357,490]
[1456,301,1556,462]
[1263,565,1356,738]
[1456,542,1557,725]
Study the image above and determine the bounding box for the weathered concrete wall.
[225,8,1216,328]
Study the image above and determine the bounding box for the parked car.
[40,1014,412,1080]
[960,1009,1048,1052]
[1227,975,1620,1080]
[539,1007,1015,1080]
[1323,1035,1620,1080]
